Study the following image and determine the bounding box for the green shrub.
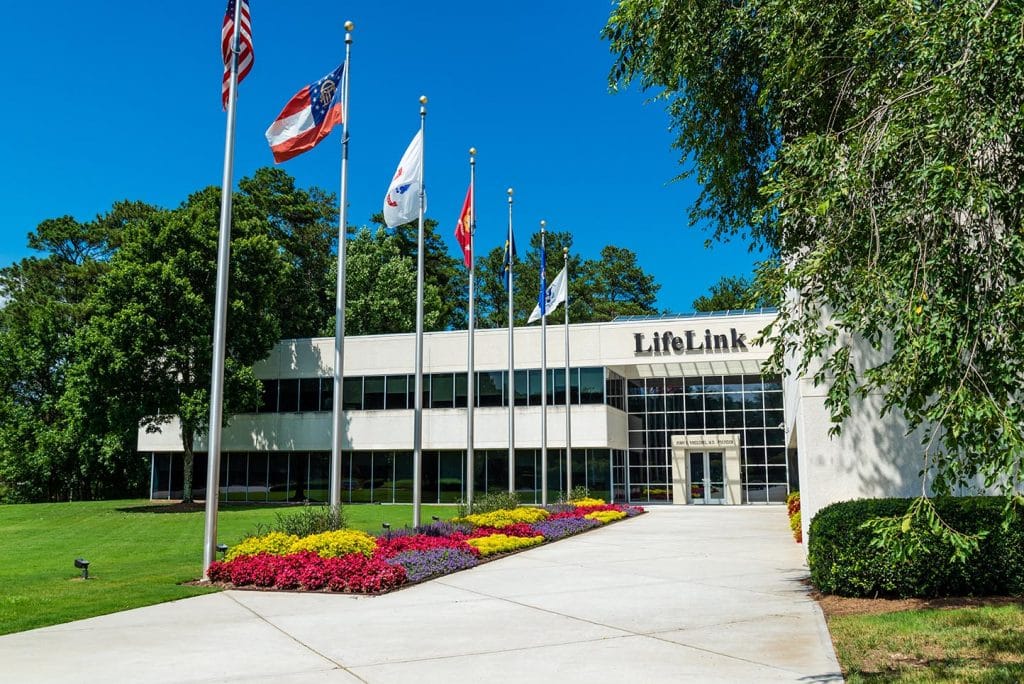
[808,497,1024,598]
[272,504,346,537]
[468,490,521,515]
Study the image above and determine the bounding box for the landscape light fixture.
[74,558,90,580]
[431,516,440,522]
[381,522,391,540]
[216,543,229,559]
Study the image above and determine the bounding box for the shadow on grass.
[116,502,301,514]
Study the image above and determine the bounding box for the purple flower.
[532,517,602,540]
[385,547,479,582]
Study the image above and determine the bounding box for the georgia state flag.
[383,131,425,227]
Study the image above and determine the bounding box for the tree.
[0,202,156,501]
[337,226,443,335]
[475,231,660,327]
[71,186,287,502]
[368,213,468,332]
[238,168,337,339]
[692,275,771,313]
[606,3,1024,516]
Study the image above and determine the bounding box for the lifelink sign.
[633,329,748,355]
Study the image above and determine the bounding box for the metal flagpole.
[329,21,354,510]
[540,220,548,506]
[564,247,572,494]
[412,95,427,529]
[202,0,242,580]
[506,188,515,496]
[466,148,476,510]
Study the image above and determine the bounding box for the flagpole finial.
[540,219,546,231]
[563,247,568,256]
[469,147,476,156]
[507,187,513,198]
[419,95,428,105]
[344,20,354,31]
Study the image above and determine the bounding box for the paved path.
[0,506,842,683]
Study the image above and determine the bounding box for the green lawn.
[0,499,457,635]
[828,604,1024,683]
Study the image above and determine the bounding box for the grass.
[828,604,1024,683]
[0,499,456,636]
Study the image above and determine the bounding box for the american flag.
[222,0,253,109]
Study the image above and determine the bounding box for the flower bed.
[207,498,643,594]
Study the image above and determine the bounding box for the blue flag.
[501,232,517,289]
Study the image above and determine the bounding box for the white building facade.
[140,310,810,507]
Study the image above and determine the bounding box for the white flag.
[383,130,425,227]
[528,265,567,323]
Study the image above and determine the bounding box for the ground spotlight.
[431,516,440,522]
[74,558,90,580]
[216,543,228,559]
[382,522,391,540]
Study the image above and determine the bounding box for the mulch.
[813,590,1024,618]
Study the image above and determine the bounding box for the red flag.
[222,0,254,109]
[454,186,472,268]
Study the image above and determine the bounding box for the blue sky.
[0,2,764,313]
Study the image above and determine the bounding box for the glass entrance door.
[688,451,726,504]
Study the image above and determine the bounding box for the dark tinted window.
[343,377,362,411]
[299,378,320,412]
[278,379,299,412]
[363,376,385,410]
[259,379,278,413]
[386,375,407,409]
[580,367,604,404]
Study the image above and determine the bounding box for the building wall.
[140,405,628,453]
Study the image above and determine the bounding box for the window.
[258,379,278,413]
[363,376,385,410]
[580,367,604,404]
[477,371,503,407]
[343,377,362,411]
[454,373,468,408]
[386,375,407,409]
[278,379,299,412]
[320,379,334,412]
[514,370,529,406]
[298,378,320,412]
[431,373,454,408]
[527,369,542,405]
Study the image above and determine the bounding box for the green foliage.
[338,226,442,335]
[475,231,660,327]
[367,213,467,332]
[0,202,155,501]
[271,503,347,538]
[561,485,591,505]
[467,490,521,515]
[808,497,1024,598]
[605,1,1024,503]
[787,491,802,543]
[692,275,772,312]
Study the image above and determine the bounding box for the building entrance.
[688,451,726,504]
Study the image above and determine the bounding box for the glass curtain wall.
[625,374,787,504]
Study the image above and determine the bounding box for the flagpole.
[564,246,572,494]
[506,188,515,496]
[329,21,354,510]
[466,148,476,510]
[412,95,427,529]
[540,220,548,507]
[202,0,243,580]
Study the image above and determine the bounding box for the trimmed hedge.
[808,497,1024,598]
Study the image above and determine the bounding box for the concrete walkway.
[0,506,842,683]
